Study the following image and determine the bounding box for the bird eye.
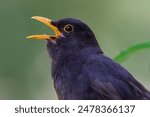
[64,24,74,33]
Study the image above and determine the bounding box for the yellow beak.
[26,16,61,40]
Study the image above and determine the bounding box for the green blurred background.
[0,0,150,99]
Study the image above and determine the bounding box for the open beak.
[26,16,61,41]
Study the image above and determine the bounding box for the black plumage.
[28,17,150,100]
[46,18,150,100]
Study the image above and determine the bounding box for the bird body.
[28,16,150,100]
[48,42,150,100]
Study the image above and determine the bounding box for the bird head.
[27,16,99,48]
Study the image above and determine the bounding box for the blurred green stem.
[114,42,150,63]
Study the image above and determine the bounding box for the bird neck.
[47,41,103,81]
[47,41,103,63]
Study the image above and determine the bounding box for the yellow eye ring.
[64,24,74,33]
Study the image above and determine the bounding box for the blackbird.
[27,16,150,100]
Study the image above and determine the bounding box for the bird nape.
[27,16,150,100]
